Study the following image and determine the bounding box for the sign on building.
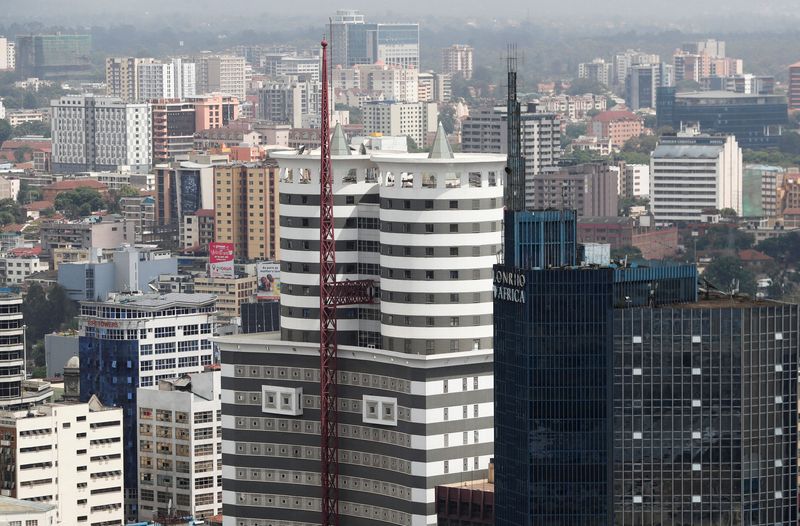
[256,261,281,301]
[209,242,234,278]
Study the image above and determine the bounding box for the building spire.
[330,122,351,156]
[428,122,454,159]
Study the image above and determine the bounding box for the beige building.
[105,57,155,102]
[213,162,280,261]
[362,101,438,147]
[441,44,473,80]
[194,275,256,319]
[192,54,246,100]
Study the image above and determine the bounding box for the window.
[154,327,175,338]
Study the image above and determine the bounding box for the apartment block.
[361,100,438,147]
[441,44,473,80]
[193,276,256,320]
[193,54,246,100]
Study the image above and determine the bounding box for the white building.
[0,397,125,526]
[0,496,57,526]
[0,38,14,71]
[441,44,473,80]
[614,49,661,86]
[362,100,438,147]
[136,370,222,521]
[137,59,196,102]
[219,125,503,526]
[361,64,419,103]
[623,163,651,198]
[651,133,742,223]
[51,95,152,174]
[263,53,320,83]
[537,94,607,121]
[578,58,613,86]
[193,54,246,100]
[0,254,47,286]
[259,78,324,128]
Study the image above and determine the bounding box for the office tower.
[154,159,216,228]
[683,38,726,58]
[2,390,106,496]
[259,79,324,128]
[262,53,321,82]
[189,94,239,131]
[578,58,613,86]
[106,57,154,102]
[362,100,438,147]
[613,50,660,86]
[589,110,643,147]
[441,44,474,79]
[330,9,367,67]
[15,34,91,78]
[789,61,800,110]
[0,295,51,409]
[494,260,797,525]
[673,50,711,83]
[50,95,152,174]
[703,74,774,95]
[743,164,784,217]
[137,58,196,101]
[462,104,561,179]
[527,162,619,216]
[0,396,125,524]
[151,99,197,162]
[136,370,222,520]
[344,17,420,69]
[192,54,246,99]
[625,63,660,110]
[651,133,742,222]
[219,126,505,526]
[78,292,217,520]
[0,37,15,71]
[503,209,577,269]
[213,161,280,261]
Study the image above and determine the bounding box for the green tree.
[54,188,105,219]
[719,207,738,219]
[0,119,11,146]
[566,78,607,95]
[702,255,756,295]
[106,185,141,213]
[622,134,658,155]
[23,283,78,357]
[439,105,457,135]
[619,196,650,216]
[695,225,754,251]
[0,198,25,226]
[22,91,38,110]
[406,136,423,153]
[12,120,50,138]
[566,122,587,139]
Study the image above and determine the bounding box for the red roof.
[9,245,42,257]
[782,208,800,216]
[738,249,773,262]
[44,179,108,191]
[592,110,641,122]
[1,224,25,233]
[195,209,215,218]
[0,139,52,152]
[25,200,54,211]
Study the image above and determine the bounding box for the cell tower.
[317,39,374,526]
[505,44,525,212]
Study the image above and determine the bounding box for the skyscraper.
[333,11,420,69]
[441,44,474,80]
[15,34,91,78]
[330,9,366,67]
[219,126,506,525]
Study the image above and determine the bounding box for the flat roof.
[0,496,56,515]
[676,90,785,100]
[86,292,216,308]
[440,480,495,492]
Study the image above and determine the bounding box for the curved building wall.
[0,295,24,406]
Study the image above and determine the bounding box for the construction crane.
[317,38,375,526]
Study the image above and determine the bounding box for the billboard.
[256,261,281,300]
[209,242,235,278]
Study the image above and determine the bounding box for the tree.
[406,136,423,153]
[695,225,754,251]
[439,105,457,135]
[619,196,650,216]
[702,255,756,295]
[0,119,11,146]
[22,91,38,110]
[622,134,658,155]
[0,198,25,226]
[23,283,78,359]
[719,208,738,219]
[106,185,141,213]
[611,245,644,261]
[13,146,32,163]
[12,120,50,138]
[54,188,105,219]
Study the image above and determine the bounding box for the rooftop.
[652,144,724,159]
[0,495,56,515]
[591,110,640,122]
[676,90,785,101]
[84,292,216,308]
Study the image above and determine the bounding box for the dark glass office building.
[494,264,798,525]
[656,89,788,149]
[503,209,577,269]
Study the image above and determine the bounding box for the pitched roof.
[592,110,640,122]
[738,249,773,262]
[25,200,54,211]
[43,179,108,191]
[428,122,454,160]
[330,123,351,156]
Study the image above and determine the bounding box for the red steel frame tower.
[318,39,374,526]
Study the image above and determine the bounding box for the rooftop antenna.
[504,43,525,213]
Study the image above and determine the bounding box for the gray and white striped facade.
[219,145,506,526]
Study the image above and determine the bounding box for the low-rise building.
[40,216,136,258]
[119,196,156,243]
[0,250,47,287]
[41,179,109,203]
[0,397,125,525]
[136,370,222,520]
[589,110,644,147]
[193,275,256,320]
[181,209,215,251]
[0,496,58,525]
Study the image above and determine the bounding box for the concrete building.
[651,133,742,223]
[0,295,35,410]
[151,99,197,163]
[0,397,125,525]
[441,44,473,80]
[154,160,215,228]
[192,54,246,100]
[743,164,784,218]
[188,94,239,131]
[78,292,217,520]
[343,20,420,69]
[614,50,660,86]
[589,110,643,147]
[106,57,155,102]
[578,58,613,86]
[136,370,222,521]
[527,162,619,216]
[537,94,606,121]
[58,245,177,302]
[621,163,651,198]
[137,59,196,102]
[462,104,561,182]
[50,95,152,174]
[213,162,280,262]
[219,128,504,526]
[0,252,47,287]
[15,34,91,79]
[44,332,79,378]
[789,61,800,111]
[259,79,323,128]
[181,209,215,251]
[193,275,256,320]
[361,64,419,103]
[626,63,661,110]
[702,74,775,95]
[330,9,367,67]
[417,72,451,103]
[0,496,57,525]
[39,216,135,258]
[262,53,320,82]
[0,37,15,71]
[362,101,438,147]
[119,195,156,242]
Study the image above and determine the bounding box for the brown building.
[589,110,644,147]
[578,216,679,259]
[528,162,618,218]
[789,61,800,111]
[151,99,196,163]
[194,275,256,319]
[213,162,280,261]
[436,464,494,526]
[41,179,108,203]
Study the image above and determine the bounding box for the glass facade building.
[494,263,797,525]
[503,209,576,269]
[15,34,92,79]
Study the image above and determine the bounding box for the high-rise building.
[154,159,216,228]
[106,57,154,102]
[578,58,613,86]
[0,397,125,525]
[151,99,197,163]
[181,209,215,250]
[78,292,217,520]
[0,37,15,71]
[527,162,619,216]
[330,9,367,67]
[342,16,420,69]
[362,100,438,147]
[441,44,474,80]
[218,127,505,526]
[673,50,711,83]
[650,132,742,222]
[212,161,280,261]
[625,63,660,110]
[789,61,800,111]
[613,50,660,86]
[588,110,643,147]
[656,89,788,149]
[50,95,152,174]
[702,74,775,95]
[462,104,561,179]
[743,164,784,218]
[15,34,91,79]
[136,369,222,521]
[137,58,196,101]
[494,261,797,525]
[262,53,320,82]
[259,79,324,128]
[192,54,246,99]
[0,295,51,409]
[189,94,239,131]
[682,38,726,58]
[360,63,420,102]
[193,275,257,320]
